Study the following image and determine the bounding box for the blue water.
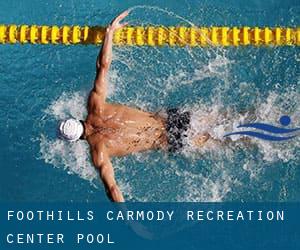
[0,0,299,202]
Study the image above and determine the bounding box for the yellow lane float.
[0,25,299,46]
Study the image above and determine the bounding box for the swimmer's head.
[57,118,84,142]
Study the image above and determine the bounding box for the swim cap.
[58,118,84,142]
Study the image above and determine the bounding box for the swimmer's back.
[86,102,168,156]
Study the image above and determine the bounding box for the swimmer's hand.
[107,10,129,33]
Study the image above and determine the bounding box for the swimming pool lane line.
[0,25,299,46]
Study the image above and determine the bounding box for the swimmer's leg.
[190,107,258,148]
[192,133,254,148]
[189,114,217,147]
[192,132,211,147]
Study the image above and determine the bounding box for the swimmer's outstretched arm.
[93,11,129,101]
[92,143,125,202]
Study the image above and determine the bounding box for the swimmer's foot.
[193,133,210,147]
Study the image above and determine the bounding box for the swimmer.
[58,11,210,202]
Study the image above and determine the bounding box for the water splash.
[38,6,300,202]
[39,134,98,186]
[39,89,300,202]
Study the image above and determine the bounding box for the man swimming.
[58,11,210,202]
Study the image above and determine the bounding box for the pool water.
[0,0,299,202]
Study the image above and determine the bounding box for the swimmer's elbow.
[96,57,110,72]
[108,184,124,202]
[100,58,111,70]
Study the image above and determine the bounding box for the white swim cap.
[58,118,84,142]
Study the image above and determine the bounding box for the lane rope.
[0,25,299,46]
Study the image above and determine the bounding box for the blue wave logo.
[224,116,300,141]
